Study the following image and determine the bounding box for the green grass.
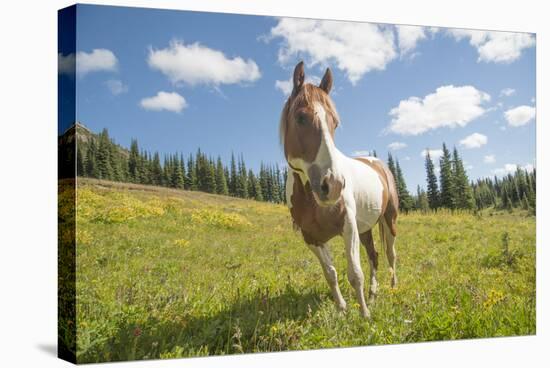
[66,178,536,363]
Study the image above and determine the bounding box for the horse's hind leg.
[360,230,378,304]
[307,243,347,311]
[379,220,397,288]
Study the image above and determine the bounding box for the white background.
[0,0,546,366]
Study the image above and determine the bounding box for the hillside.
[62,178,535,363]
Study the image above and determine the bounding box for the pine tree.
[439,143,456,209]
[194,150,201,190]
[139,151,147,184]
[247,170,258,200]
[387,153,397,183]
[259,164,269,201]
[171,155,185,189]
[502,186,513,211]
[229,153,237,196]
[85,138,98,178]
[186,155,197,190]
[215,156,229,195]
[425,150,439,210]
[163,156,171,187]
[254,175,264,201]
[224,167,230,192]
[76,145,84,176]
[96,128,113,180]
[235,155,248,198]
[395,159,414,212]
[522,192,530,211]
[272,165,282,203]
[207,158,217,193]
[128,139,139,182]
[108,138,123,181]
[451,147,475,210]
[151,152,163,186]
[416,185,430,212]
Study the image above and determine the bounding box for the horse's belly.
[356,207,382,234]
[352,177,384,233]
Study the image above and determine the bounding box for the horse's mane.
[279,84,340,147]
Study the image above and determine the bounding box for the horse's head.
[280,61,344,207]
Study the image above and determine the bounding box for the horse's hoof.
[336,301,347,312]
[368,293,377,305]
[361,307,371,319]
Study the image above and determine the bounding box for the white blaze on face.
[287,102,335,184]
[286,102,343,206]
[313,102,341,180]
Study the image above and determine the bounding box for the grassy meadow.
[65,178,536,363]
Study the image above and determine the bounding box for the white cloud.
[148,40,261,86]
[388,85,490,135]
[499,88,516,97]
[275,79,293,96]
[275,75,321,96]
[459,132,488,149]
[449,29,535,63]
[465,164,474,170]
[492,163,517,175]
[58,53,75,76]
[388,142,407,151]
[140,91,187,113]
[267,18,396,85]
[76,49,118,76]
[396,25,427,55]
[105,79,128,95]
[484,154,496,164]
[504,105,536,127]
[492,163,535,176]
[421,149,444,160]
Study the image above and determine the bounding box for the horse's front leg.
[307,243,347,311]
[343,211,370,318]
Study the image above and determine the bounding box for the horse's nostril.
[321,180,329,196]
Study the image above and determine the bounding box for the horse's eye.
[296,114,307,125]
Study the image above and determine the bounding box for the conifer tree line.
[386,153,415,213]
[418,143,476,211]
[72,126,535,212]
[418,143,536,213]
[77,128,287,203]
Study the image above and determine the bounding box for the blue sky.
[60,4,536,191]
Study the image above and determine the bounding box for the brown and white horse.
[280,61,399,318]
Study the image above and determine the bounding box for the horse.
[279,61,399,318]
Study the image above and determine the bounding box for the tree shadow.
[82,284,324,363]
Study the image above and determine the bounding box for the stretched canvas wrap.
[58,3,536,364]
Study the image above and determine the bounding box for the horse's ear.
[292,61,305,95]
[319,68,333,94]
